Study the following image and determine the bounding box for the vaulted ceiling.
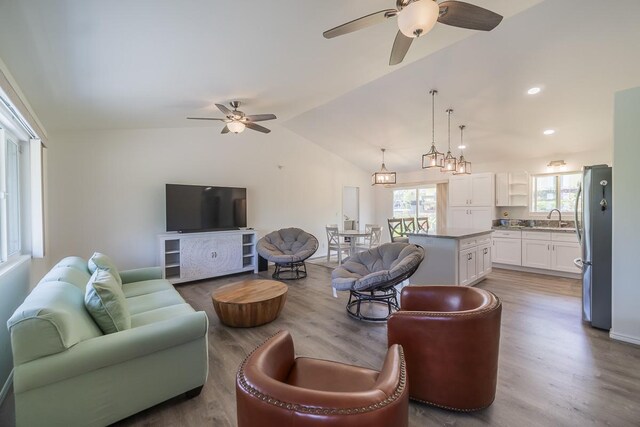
[1,0,639,172]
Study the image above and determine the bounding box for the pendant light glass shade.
[397,0,440,38]
[453,125,472,175]
[372,148,397,185]
[227,121,246,134]
[442,108,457,173]
[422,89,444,169]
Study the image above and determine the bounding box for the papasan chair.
[257,228,319,280]
[331,242,424,321]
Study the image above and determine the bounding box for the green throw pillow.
[85,269,131,334]
[88,252,122,286]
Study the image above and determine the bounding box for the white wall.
[611,86,640,345]
[47,125,374,270]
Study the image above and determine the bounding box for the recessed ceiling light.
[543,129,556,136]
[458,145,467,149]
[527,87,541,95]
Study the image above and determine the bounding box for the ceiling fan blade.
[323,9,397,39]
[186,117,225,121]
[245,114,277,122]
[221,125,230,134]
[215,103,233,117]
[389,30,414,66]
[245,122,271,134]
[437,1,503,31]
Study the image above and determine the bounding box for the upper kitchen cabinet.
[495,172,529,207]
[449,173,495,207]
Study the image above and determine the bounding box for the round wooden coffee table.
[211,279,288,327]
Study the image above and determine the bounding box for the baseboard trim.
[610,331,640,346]
[0,369,13,405]
[492,263,581,279]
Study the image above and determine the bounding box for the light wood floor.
[1,266,639,426]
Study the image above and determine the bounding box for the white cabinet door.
[522,239,551,269]
[495,173,509,206]
[213,234,243,273]
[492,238,522,265]
[470,208,493,229]
[551,242,581,273]
[449,177,471,207]
[180,235,242,279]
[180,237,220,279]
[450,208,471,228]
[470,174,494,207]
[478,243,492,277]
[459,248,477,286]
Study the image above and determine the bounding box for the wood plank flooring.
[1,266,639,426]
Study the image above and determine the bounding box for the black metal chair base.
[346,287,400,322]
[273,261,307,280]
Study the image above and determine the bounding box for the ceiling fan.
[187,101,277,134]
[323,0,503,66]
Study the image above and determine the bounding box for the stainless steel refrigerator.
[574,165,612,330]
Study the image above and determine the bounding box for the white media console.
[158,230,258,284]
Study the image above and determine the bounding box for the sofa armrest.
[14,311,208,393]
[119,266,163,284]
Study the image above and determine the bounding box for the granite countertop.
[407,228,494,239]
[492,225,577,234]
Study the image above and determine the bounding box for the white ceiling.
[1,0,638,173]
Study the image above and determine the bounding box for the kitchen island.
[408,228,494,286]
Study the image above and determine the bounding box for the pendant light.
[372,148,397,185]
[454,125,472,175]
[442,108,457,173]
[422,89,444,169]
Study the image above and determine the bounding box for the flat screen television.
[165,184,247,232]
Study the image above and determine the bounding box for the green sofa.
[7,256,209,426]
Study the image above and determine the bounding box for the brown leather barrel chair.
[236,331,409,427]
[387,286,502,411]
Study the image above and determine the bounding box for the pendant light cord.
[447,109,452,151]
[430,90,437,147]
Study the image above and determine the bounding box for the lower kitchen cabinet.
[494,230,581,275]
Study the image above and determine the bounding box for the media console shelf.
[158,230,258,284]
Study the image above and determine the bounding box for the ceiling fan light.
[397,0,440,38]
[227,121,246,134]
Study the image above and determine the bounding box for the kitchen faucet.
[547,209,564,227]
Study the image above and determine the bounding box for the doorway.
[342,186,359,231]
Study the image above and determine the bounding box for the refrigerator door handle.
[575,183,582,244]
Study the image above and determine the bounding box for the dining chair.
[355,225,382,251]
[387,218,408,243]
[402,218,416,234]
[326,226,350,265]
[416,217,429,232]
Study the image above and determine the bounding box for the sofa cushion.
[85,270,131,334]
[41,267,92,291]
[53,256,91,274]
[126,289,186,315]
[121,279,175,298]
[7,282,102,364]
[88,252,122,286]
[130,303,195,328]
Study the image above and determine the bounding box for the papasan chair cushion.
[331,243,424,321]
[256,228,319,280]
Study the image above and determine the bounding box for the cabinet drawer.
[522,231,551,241]
[476,235,492,246]
[492,230,521,239]
[551,232,579,243]
[460,237,477,249]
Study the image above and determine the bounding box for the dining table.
[337,230,371,256]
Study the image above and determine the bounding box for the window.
[392,186,438,227]
[531,172,581,213]
[0,129,22,262]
